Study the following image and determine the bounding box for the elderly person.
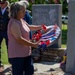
[8,2,42,75]
[20,0,32,39]
[20,0,32,24]
[0,0,10,67]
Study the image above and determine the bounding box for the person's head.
[19,0,31,13]
[10,2,26,19]
[0,0,9,9]
[20,0,29,8]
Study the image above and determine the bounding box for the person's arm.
[28,25,42,31]
[25,21,42,31]
[10,21,39,48]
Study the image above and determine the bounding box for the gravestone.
[65,0,75,75]
[32,4,62,48]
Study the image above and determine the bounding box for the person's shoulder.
[9,19,18,25]
[9,19,21,29]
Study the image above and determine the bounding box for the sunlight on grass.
[61,44,66,48]
[1,39,9,64]
[62,24,67,30]
[61,24,67,48]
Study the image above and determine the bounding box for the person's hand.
[32,40,40,48]
[35,43,47,51]
[41,24,47,31]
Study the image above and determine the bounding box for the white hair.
[6,1,9,6]
[10,2,26,18]
[20,0,29,8]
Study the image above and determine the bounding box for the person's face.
[17,7,26,19]
[0,1,7,9]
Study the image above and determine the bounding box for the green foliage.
[28,0,68,15]
[62,0,68,14]
[8,0,68,14]
[8,0,18,3]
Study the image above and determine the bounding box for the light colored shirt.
[8,18,31,58]
[1,7,7,15]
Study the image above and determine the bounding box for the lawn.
[62,24,67,48]
[1,39,9,64]
[1,24,67,64]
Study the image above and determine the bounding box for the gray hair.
[6,1,9,6]
[10,2,26,18]
[20,0,29,8]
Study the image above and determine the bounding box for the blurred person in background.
[0,0,10,69]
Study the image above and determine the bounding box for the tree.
[8,0,68,15]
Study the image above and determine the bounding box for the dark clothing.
[0,31,8,48]
[23,11,32,39]
[0,6,10,64]
[0,7,10,32]
[9,56,34,75]
[0,7,9,48]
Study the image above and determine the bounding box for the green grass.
[61,24,67,48]
[1,39,9,64]
[1,24,67,64]
[62,24,67,30]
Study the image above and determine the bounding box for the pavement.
[0,62,65,75]
[34,62,65,75]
